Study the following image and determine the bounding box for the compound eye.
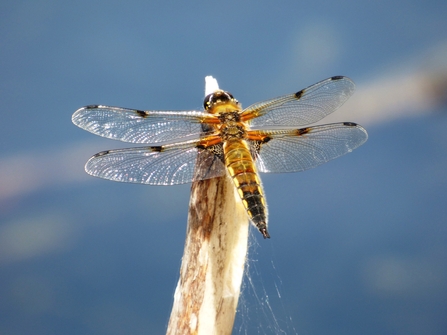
[203,93,214,110]
[203,91,235,110]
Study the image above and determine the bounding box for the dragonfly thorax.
[220,122,246,140]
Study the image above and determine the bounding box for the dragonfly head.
[204,90,240,113]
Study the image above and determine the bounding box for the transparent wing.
[85,140,226,185]
[72,105,217,144]
[251,122,368,173]
[244,76,355,128]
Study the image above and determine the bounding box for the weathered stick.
[166,77,249,335]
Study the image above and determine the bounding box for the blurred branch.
[166,177,249,334]
[166,77,249,335]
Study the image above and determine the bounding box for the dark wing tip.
[331,75,345,81]
[93,150,110,157]
[72,105,101,125]
[135,109,148,118]
[343,122,358,127]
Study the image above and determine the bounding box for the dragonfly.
[72,76,368,239]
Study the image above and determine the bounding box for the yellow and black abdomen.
[224,139,270,238]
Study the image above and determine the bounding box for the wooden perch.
[166,77,250,335]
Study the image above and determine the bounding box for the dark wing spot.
[85,105,99,109]
[94,150,110,157]
[135,110,148,118]
[207,144,224,160]
[250,137,271,159]
[331,75,344,81]
[250,141,261,157]
[261,136,271,144]
[296,127,311,135]
[343,122,358,127]
[150,146,164,152]
[295,89,304,99]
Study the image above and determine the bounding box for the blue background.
[1,1,447,334]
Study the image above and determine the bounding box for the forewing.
[85,140,226,185]
[245,76,355,128]
[72,105,216,144]
[251,122,368,173]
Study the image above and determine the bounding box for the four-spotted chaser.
[72,76,368,238]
